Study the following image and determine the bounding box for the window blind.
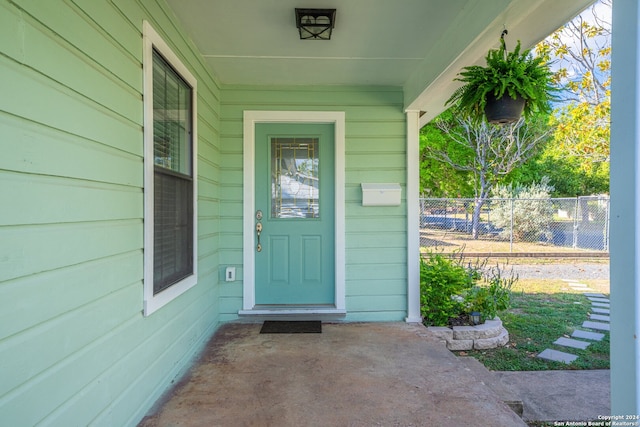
[152,49,194,294]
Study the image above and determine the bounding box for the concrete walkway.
[497,370,610,422]
[139,322,526,427]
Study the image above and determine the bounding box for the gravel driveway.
[503,263,609,280]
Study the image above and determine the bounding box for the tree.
[422,113,550,238]
[507,150,609,197]
[419,110,475,197]
[536,0,611,166]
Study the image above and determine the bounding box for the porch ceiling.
[165,0,595,116]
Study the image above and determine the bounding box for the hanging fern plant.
[446,32,557,123]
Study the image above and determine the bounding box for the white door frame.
[240,111,346,314]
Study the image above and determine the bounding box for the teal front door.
[254,123,335,305]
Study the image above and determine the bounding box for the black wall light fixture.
[295,8,336,40]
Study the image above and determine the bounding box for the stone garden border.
[426,318,509,351]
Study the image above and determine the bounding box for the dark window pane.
[153,171,193,294]
[151,48,194,294]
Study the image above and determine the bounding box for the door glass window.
[271,138,319,218]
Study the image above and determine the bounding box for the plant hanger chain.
[500,28,509,58]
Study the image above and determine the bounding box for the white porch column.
[406,110,422,323]
[611,0,640,416]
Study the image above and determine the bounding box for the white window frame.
[142,21,198,316]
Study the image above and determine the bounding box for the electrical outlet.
[225,267,236,282]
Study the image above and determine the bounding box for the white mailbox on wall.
[361,183,402,206]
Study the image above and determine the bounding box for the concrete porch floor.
[139,322,526,427]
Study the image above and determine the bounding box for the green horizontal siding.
[0,0,222,426]
[346,169,406,184]
[348,153,406,169]
[220,85,407,321]
[347,295,407,312]
[346,279,407,297]
[0,54,141,156]
[0,113,142,187]
[346,247,407,265]
[0,220,143,283]
[0,251,141,340]
[0,171,142,226]
[347,263,408,281]
[346,231,406,248]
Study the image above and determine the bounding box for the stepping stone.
[571,287,592,292]
[584,293,606,298]
[537,349,578,364]
[572,330,605,341]
[583,321,610,331]
[569,283,589,288]
[592,307,610,315]
[588,297,610,303]
[554,337,590,350]
[591,302,610,308]
[590,314,610,322]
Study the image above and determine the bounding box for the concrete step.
[457,356,524,418]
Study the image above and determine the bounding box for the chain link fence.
[420,196,610,253]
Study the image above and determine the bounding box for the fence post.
[453,199,458,230]
[465,200,470,233]
[605,197,610,252]
[573,197,579,249]
[510,198,514,253]
[444,199,448,230]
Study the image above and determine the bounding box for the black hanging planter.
[484,94,525,124]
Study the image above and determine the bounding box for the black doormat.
[260,320,322,334]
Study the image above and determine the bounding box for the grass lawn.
[454,279,610,371]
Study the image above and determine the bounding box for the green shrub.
[491,178,555,242]
[420,252,478,326]
[465,264,516,321]
[420,252,517,326]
